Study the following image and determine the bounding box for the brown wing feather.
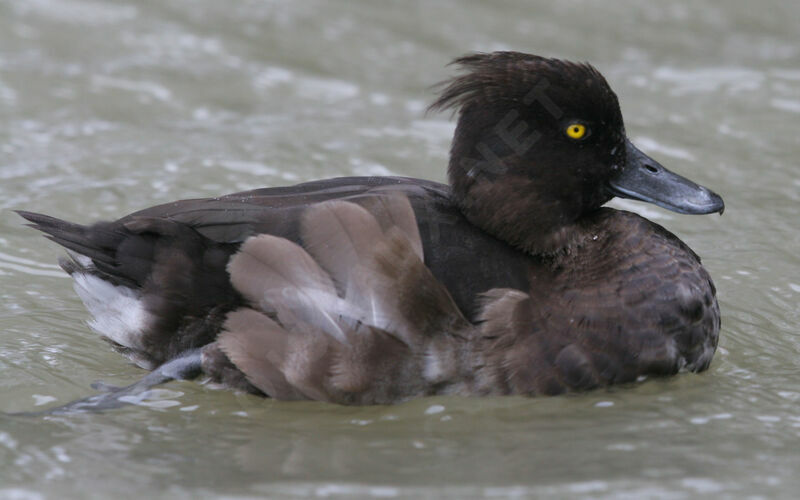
[300,200,385,292]
[216,307,307,400]
[301,198,469,343]
[227,234,348,341]
[217,195,476,403]
[359,227,470,342]
[356,193,424,260]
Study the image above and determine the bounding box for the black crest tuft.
[428,51,619,123]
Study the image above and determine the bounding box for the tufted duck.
[16,52,724,411]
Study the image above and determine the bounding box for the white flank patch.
[69,252,93,269]
[72,273,150,350]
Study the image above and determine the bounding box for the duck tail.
[15,210,127,284]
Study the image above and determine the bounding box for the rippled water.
[1,0,799,498]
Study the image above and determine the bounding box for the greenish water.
[1,0,799,498]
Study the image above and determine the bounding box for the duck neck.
[448,162,598,257]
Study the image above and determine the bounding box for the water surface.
[1,0,799,498]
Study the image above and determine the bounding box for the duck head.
[429,52,724,255]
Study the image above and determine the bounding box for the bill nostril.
[644,164,659,174]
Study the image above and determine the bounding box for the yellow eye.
[565,123,587,140]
